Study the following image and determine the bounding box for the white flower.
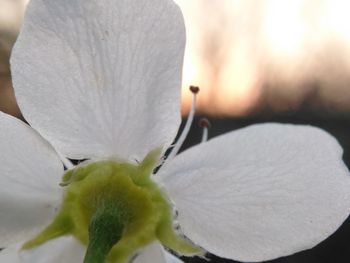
[1,0,350,262]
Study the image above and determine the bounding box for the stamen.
[189,85,199,94]
[198,118,211,143]
[166,86,199,161]
[56,150,74,169]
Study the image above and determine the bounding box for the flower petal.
[0,236,85,263]
[157,123,350,261]
[0,112,63,246]
[11,0,185,160]
[134,242,183,263]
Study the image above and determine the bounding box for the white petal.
[0,112,63,246]
[11,0,185,160]
[157,123,350,262]
[134,242,183,263]
[164,251,183,263]
[0,236,85,263]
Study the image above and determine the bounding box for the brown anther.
[198,118,211,128]
[189,85,200,94]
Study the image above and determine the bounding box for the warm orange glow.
[2,0,350,117]
[0,0,27,32]
[176,0,350,116]
[262,0,305,57]
[0,0,28,118]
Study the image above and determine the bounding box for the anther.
[189,85,200,94]
[198,118,211,143]
[165,85,199,162]
[198,118,211,129]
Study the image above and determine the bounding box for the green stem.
[83,202,126,263]
[83,236,114,263]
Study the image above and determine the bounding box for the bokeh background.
[1,0,350,262]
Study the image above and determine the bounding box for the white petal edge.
[157,123,350,261]
[0,111,63,246]
[133,242,184,263]
[0,236,85,263]
[11,0,185,161]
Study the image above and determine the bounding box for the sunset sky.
[2,0,350,117]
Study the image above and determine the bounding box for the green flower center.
[23,149,201,263]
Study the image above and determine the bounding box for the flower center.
[22,149,201,263]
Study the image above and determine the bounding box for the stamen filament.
[201,128,208,143]
[56,149,74,169]
[198,118,211,143]
[166,86,199,161]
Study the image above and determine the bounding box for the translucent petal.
[134,242,183,263]
[11,0,185,160]
[157,123,350,261]
[0,236,85,263]
[0,112,63,246]
[164,251,184,263]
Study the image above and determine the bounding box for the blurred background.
[1,0,350,262]
[0,0,26,118]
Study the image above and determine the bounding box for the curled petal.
[0,112,63,246]
[0,236,85,263]
[11,0,185,160]
[134,242,184,263]
[157,123,350,261]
